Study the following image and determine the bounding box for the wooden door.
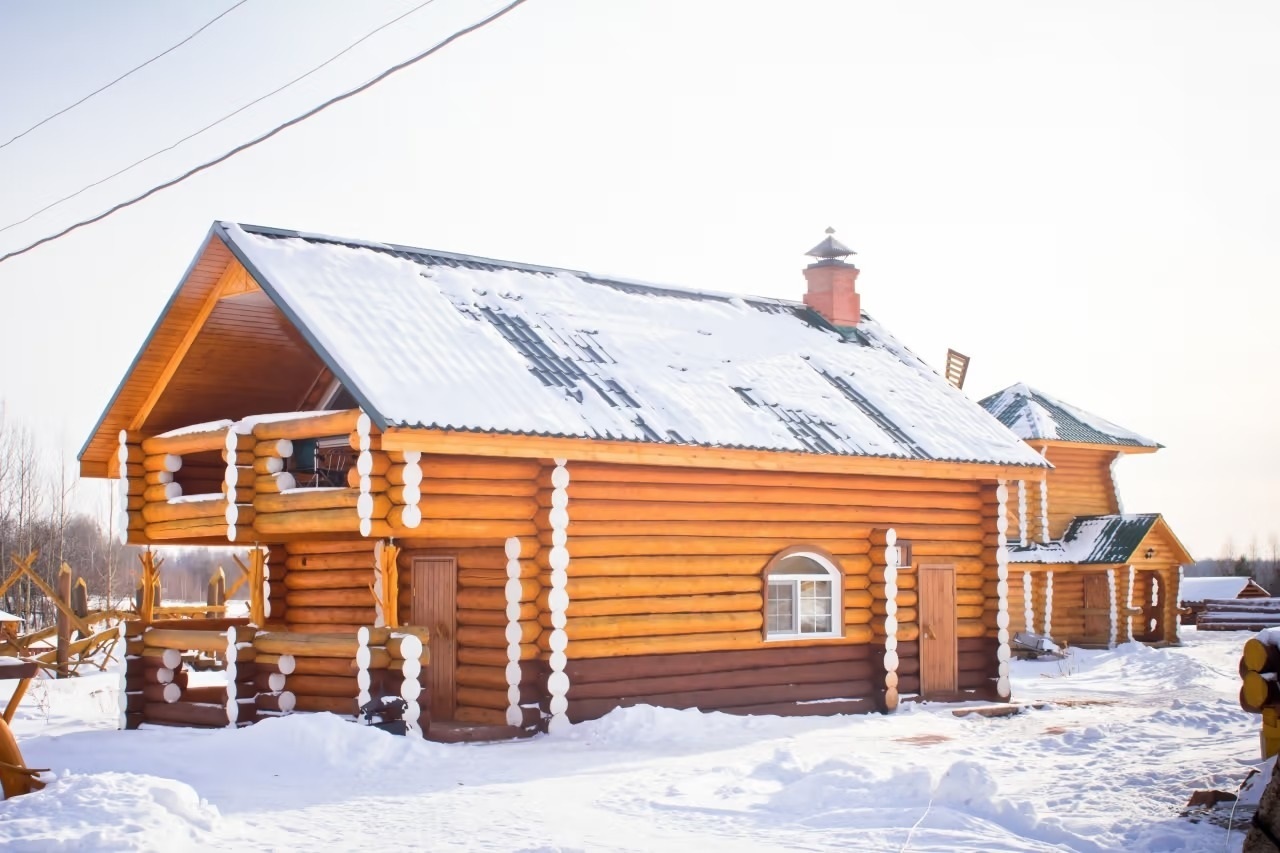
[1082,574,1110,643]
[411,556,457,721]
[919,564,957,697]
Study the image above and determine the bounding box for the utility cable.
[0,0,530,266]
[0,0,438,236]
[0,0,250,151]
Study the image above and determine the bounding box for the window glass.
[799,580,833,633]
[767,581,795,633]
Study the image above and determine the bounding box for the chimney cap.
[805,227,856,262]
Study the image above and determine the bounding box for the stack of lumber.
[1200,599,1280,632]
[1239,632,1280,757]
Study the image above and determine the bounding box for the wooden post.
[372,541,401,629]
[207,567,226,619]
[138,551,159,625]
[71,578,89,623]
[56,564,71,678]
[248,548,266,626]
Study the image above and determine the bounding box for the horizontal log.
[140,497,229,524]
[251,410,362,441]
[456,644,540,666]
[564,462,980,493]
[283,569,373,590]
[255,488,362,513]
[256,692,297,713]
[547,611,762,642]
[563,630,872,659]
[457,606,540,627]
[285,674,358,698]
[143,700,229,728]
[291,695,358,715]
[566,575,762,600]
[284,552,373,571]
[551,593,764,619]
[555,518,982,542]
[457,586,537,610]
[287,589,376,608]
[286,540,380,555]
[254,632,359,658]
[565,555,774,577]
[457,623,541,648]
[143,482,183,502]
[384,518,538,539]
[286,606,378,624]
[145,628,250,652]
[562,481,981,511]
[417,456,543,481]
[546,537,873,559]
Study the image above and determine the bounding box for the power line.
[0,0,530,266]
[0,0,439,236]
[0,0,250,151]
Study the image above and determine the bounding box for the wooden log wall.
[550,461,997,719]
[560,645,884,722]
[975,482,1005,699]
[121,621,145,729]
[395,535,543,729]
[135,621,255,728]
[1042,445,1120,539]
[283,540,376,633]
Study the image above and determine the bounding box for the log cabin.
[979,384,1194,647]
[79,222,1052,737]
[1180,576,1270,625]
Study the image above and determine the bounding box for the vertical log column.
[1106,567,1118,649]
[251,438,295,496]
[224,428,255,541]
[1043,571,1054,639]
[117,430,146,544]
[994,481,1012,700]
[225,626,258,727]
[544,460,572,733]
[254,649,296,716]
[354,414,376,537]
[1173,566,1184,644]
[385,451,422,530]
[504,536,528,727]
[878,529,900,712]
[1021,571,1034,635]
[1017,480,1028,546]
[389,631,425,736]
[1039,475,1050,544]
[1125,566,1136,643]
[121,621,144,729]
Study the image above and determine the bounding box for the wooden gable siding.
[1040,445,1120,538]
[142,290,326,435]
[80,235,235,477]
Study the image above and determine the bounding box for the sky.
[0,0,1276,560]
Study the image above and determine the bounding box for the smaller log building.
[979,384,1194,647]
[80,222,1068,736]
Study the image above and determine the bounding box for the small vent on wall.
[945,349,970,390]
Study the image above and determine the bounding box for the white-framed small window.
[764,548,842,640]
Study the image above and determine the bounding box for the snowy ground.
[0,627,1265,852]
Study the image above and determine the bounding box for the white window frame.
[764,549,842,641]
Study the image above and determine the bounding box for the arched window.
[764,546,842,639]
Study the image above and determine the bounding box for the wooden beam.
[1034,439,1159,455]
[127,259,255,432]
[378,428,1046,482]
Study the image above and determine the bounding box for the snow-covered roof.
[0,609,22,623]
[1008,514,1160,564]
[1180,576,1268,603]
[217,223,1048,468]
[978,383,1159,448]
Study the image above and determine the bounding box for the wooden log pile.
[1199,599,1280,632]
[1239,632,1280,758]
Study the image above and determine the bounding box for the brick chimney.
[802,227,860,327]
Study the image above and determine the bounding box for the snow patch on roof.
[223,224,1047,467]
[1008,514,1158,564]
[979,383,1158,448]
[1180,576,1261,603]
